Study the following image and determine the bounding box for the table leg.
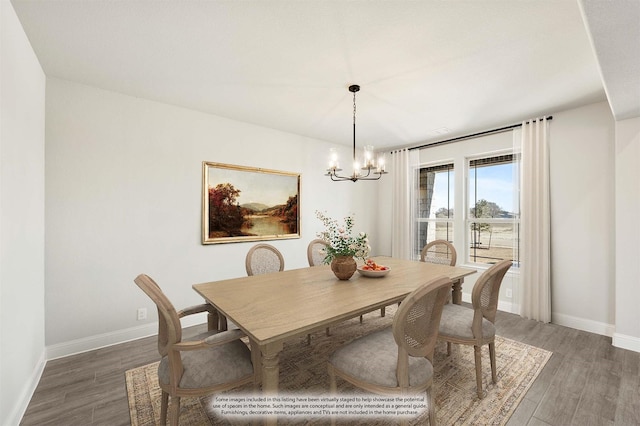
[207,310,219,331]
[260,341,284,426]
[250,340,262,386]
[260,342,283,393]
[452,278,464,304]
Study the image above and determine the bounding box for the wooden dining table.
[192,255,476,424]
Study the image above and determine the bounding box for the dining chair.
[245,243,285,276]
[378,239,456,318]
[327,276,453,426]
[134,274,257,426]
[307,238,329,266]
[437,259,511,399]
[420,239,457,266]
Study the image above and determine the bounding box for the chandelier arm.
[357,173,382,181]
[329,168,384,182]
[328,170,353,181]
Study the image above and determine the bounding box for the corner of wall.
[4,350,46,426]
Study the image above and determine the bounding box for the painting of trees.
[202,162,300,244]
[208,183,250,237]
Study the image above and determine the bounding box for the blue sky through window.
[469,163,515,214]
[430,162,516,216]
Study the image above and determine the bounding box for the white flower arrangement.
[315,210,371,263]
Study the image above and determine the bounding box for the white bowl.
[357,266,391,278]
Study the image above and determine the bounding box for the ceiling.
[10,0,635,150]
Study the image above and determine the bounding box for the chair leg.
[160,391,169,425]
[380,306,386,317]
[474,345,484,399]
[307,334,311,345]
[326,327,331,336]
[489,341,497,383]
[359,315,363,323]
[446,342,452,356]
[427,387,436,426]
[169,395,181,426]
[328,365,337,426]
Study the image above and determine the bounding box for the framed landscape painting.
[202,162,300,244]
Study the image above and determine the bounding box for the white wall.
[549,101,615,336]
[44,78,378,356]
[376,101,617,336]
[614,115,640,352]
[0,1,46,424]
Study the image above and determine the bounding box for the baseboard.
[551,312,615,337]
[462,293,615,337]
[613,332,640,353]
[8,350,46,426]
[497,300,516,313]
[46,313,207,360]
[461,293,517,314]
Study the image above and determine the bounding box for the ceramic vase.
[330,255,357,280]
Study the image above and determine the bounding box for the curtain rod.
[405,116,553,152]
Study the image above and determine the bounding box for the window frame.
[464,150,520,268]
[414,161,455,260]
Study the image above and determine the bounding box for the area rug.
[126,308,551,425]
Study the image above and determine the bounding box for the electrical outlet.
[505,289,512,299]
[137,307,147,321]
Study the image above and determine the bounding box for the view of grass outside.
[468,155,519,266]
[468,222,519,266]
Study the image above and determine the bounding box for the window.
[467,154,519,266]
[415,163,454,258]
[411,129,519,269]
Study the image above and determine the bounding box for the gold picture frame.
[202,162,300,244]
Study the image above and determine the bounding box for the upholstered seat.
[157,331,253,389]
[438,304,496,341]
[328,276,452,426]
[437,260,511,399]
[329,328,433,388]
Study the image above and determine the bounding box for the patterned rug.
[126,308,551,425]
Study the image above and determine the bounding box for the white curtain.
[391,149,418,259]
[519,118,551,322]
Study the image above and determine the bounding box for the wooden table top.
[193,256,476,346]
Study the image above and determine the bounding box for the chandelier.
[325,85,388,182]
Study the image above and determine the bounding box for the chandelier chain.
[353,91,356,125]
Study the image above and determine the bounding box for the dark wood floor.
[20,309,640,425]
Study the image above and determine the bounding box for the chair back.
[133,274,182,357]
[307,239,329,266]
[471,260,512,324]
[420,239,457,266]
[392,276,452,362]
[245,243,285,276]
